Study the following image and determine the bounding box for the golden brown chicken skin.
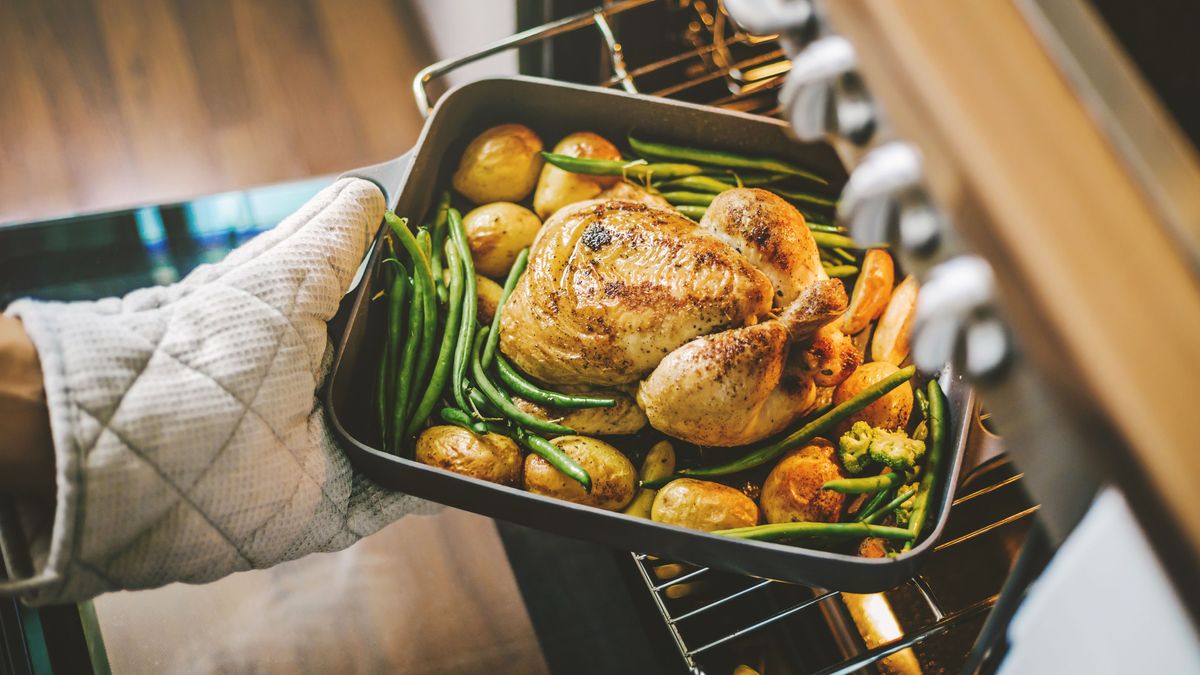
[499,200,774,386]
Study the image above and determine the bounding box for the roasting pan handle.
[339,152,413,211]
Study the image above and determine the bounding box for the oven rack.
[409,2,1032,672]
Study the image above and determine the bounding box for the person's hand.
[1,178,435,605]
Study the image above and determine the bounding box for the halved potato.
[415,425,522,486]
[870,275,919,366]
[476,274,503,324]
[760,439,846,524]
[842,249,895,335]
[452,124,544,204]
[523,435,636,510]
[463,202,543,279]
[651,478,759,532]
[533,132,622,219]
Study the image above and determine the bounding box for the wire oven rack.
[412,2,1034,672]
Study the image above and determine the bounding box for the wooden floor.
[0,0,434,223]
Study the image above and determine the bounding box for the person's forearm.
[0,314,54,496]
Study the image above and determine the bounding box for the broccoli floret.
[893,482,919,527]
[838,421,875,474]
[868,428,926,471]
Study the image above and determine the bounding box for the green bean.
[392,269,424,454]
[448,208,477,412]
[808,222,845,234]
[439,407,488,436]
[431,192,452,304]
[656,175,735,194]
[643,366,916,487]
[731,172,788,187]
[905,379,948,551]
[406,242,465,437]
[811,232,883,250]
[715,521,914,542]
[513,426,592,493]
[385,212,437,414]
[823,472,904,494]
[540,152,702,181]
[467,387,504,420]
[496,355,616,409]
[629,136,828,186]
[482,247,528,369]
[854,486,893,523]
[832,247,856,264]
[769,186,837,209]
[860,487,917,525]
[413,228,436,388]
[675,205,708,220]
[378,264,407,448]
[823,264,858,279]
[660,191,715,207]
[470,328,574,436]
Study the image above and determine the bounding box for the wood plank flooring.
[0,0,434,223]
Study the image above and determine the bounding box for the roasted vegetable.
[524,436,636,510]
[842,249,894,334]
[871,274,918,365]
[651,478,759,532]
[623,441,675,518]
[475,274,503,324]
[415,425,522,485]
[462,202,542,279]
[452,124,545,204]
[533,132,621,219]
[833,361,914,433]
[838,420,926,473]
[760,440,846,525]
[837,420,875,475]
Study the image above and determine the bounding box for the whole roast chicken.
[500,188,855,446]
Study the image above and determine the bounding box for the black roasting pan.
[325,76,972,592]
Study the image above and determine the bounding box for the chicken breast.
[700,187,825,305]
[500,200,774,385]
[637,280,848,446]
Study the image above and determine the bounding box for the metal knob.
[723,0,817,46]
[838,141,942,255]
[779,36,875,145]
[912,255,1012,380]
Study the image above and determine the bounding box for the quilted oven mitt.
[0,178,436,605]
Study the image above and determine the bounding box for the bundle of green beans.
[376,195,618,491]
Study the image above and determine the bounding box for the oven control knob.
[723,0,817,48]
[912,255,1011,380]
[838,141,943,256]
[779,36,875,145]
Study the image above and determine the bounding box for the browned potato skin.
[651,478,759,532]
[833,361,914,431]
[533,132,622,219]
[463,202,543,279]
[760,440,846,524]
[415,425,522,486]
[870,275,918,366]
[524,436,636,510]
[842,249,895,335]
[476,274,503,324]
[452,124,544,204]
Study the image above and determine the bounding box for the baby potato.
[415,425,522,486]
[513,386,647,436]
[452,124,544,204]
[842,249,895,335]
[463,202,543,279]
[533,132,622,219]
[476,274,503,324]
[651,478,760,532]
[871,275,918,366]
[760,440,847,524]
[833,361,913,431]
[524,436,636,510]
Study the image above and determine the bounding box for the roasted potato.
[476,274,503,324]
[452,124,544,204]
[533,132,622,219]
[871,275,918,366]
[651,478,760,532]
[462,202,543,279]
[623,441,676,518]
[842,249,895,335]
[833,361,913,431]
[415,425,522,486]
[524,435,636,510]
[760,439,846,524]
[513,386,647,436]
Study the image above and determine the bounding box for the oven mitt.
[0,178,437,606]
